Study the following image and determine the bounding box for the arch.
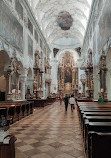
[48,31,83,44]
[0,50,11,76]
[45,19,85,37]
[0,50,11,100]
[106,48,111,100]
[47,27,84,41]
[35,0,90,10]
[40,6,88,25]
[56,49,79,64]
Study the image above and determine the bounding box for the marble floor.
[9,101,85,158]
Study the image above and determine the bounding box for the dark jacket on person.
[64,96,69,104]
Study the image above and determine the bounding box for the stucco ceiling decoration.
[34,0,92,48]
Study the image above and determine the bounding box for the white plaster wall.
[93,65,100,100]
[0,75,6,92]
[45,83,50,98]
[77,59,85,93]
[78,69,85,94]
[50,59,58,94]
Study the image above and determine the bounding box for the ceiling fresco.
[57,11,73,30]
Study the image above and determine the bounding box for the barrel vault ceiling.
[32,0,92,49]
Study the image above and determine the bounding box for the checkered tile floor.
[9,101,85,158]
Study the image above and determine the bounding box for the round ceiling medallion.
[57,11,73,30]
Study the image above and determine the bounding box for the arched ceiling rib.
[32,0,92,48]
[39,5,88,22]
[45,22,85,39]
[48,32,83,44]
[41,12,87,30]
[45,17,85,32]
[47,28,84,41]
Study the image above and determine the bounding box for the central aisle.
[9,101,84,158]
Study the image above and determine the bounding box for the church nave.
[9,102,84,158]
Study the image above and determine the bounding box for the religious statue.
[34,52,39,68]
[25,88,32,99]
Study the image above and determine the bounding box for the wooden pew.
[85,122,111,158]
[78,101,111,107]
[77,102,111,122]
[0,101,34,124]
[46,97,56,104]
[88,132,111,158]
[82,114,111,139]
[76,98,93,103]
[27,99,47,107]
[77,101,111,158]
[78,104,111,134]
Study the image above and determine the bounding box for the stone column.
[85,69,88,87]
[33,68,37,98]
[16,73,20,93]
[20,75,27,100]
[20,68,28,100]
[83,83,85,97]
[7,72,12,94]
[81,80,86,97]
[4,71,10,100]
[5,67,12,100]
[72,69,75,89]
[99,53,107,100]
[50,59,58,94]
[80,74,86,97]
[61,70,64,91]
[37,70,39,90]
[102,69,107,100]
[27,78,34,94]
[93,67,100,100]
[85,69,90,97]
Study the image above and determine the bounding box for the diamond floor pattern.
[9,101,85,158]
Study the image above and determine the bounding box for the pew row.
[27,97,56,107]
[77,100,111,158]
[0,100,34,124]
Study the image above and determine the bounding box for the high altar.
[58,52,78,96]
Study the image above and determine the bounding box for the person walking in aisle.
[59,94,63,105]
[64,94,69,111]
[69,94,76,112]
